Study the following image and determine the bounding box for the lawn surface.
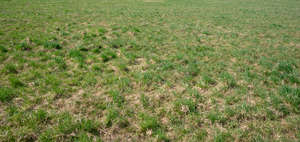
[0,0,300,141]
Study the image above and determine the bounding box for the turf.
[0,0,300,141]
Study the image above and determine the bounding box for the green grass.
[0,0,300,141]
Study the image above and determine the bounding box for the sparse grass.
[0,0,300,141]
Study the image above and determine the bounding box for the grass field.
[0,0,300,141]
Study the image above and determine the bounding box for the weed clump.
[0,87,16,102]
[186,62,199,77]
[279,86,300,112]
[139,113,160,132]
[277,61,296,74]
[196,46,214,52]
[32,109,50,124]
[44,41,62,49]
[266,60,299,84]
[105,108,119,127]
[92,45,103,53]
[140,94,150,108]
[109,90,125,107]
[200,74,216,88]
[57,113,78,134]
[117,63,129,72]
[98,27,107,36]
[69,49,85,62]
[54,57,67,70]
[142,71,163,86]
[79,119,99,135]
[220,72,237,88]
[110,39,125,49]
[3,64,18,74]
[214,131,234,142]
[202,74,216,85]
[17,42,31,51]
[207,112,221,124]
[101,48,117,62]
[0,45,8,52]
[77,45,89,52]
[9,76,25,88]
[174,98,197,114]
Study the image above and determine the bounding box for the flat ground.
[0,0,300,141]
